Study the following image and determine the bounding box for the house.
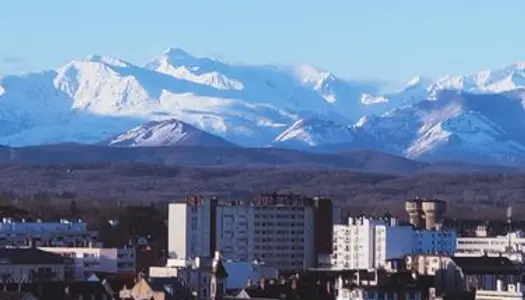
[0,282,112,300]
[0,292,39,300]
[0,248,69,283]
[83,272,137,299]
[119,275,191,300]
[451,256,523,291]
[176,252,229,300]
[334,270,430,300]
[222,260,278,290]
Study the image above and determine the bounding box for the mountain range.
[1,47,525,165]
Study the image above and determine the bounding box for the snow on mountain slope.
[147,49,388,121]
[354,91,525,164]
[0,49,380,147]
[405,111,525,160]
[428,62,525,97]
[272,118,355,149]
[3,47,525,164]
[277,65,386,120]
[105,119,236,147]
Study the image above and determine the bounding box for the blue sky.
[1,1,524,81]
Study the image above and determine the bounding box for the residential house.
[0,292,39,300]
[119,275,191,300]
[176,252,229,300]
[452,256,523,291]
[0,248,69,283]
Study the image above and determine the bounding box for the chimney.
[194,257,201,269]
[497,279,503,291]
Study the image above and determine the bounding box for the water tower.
[405,199,424,229]
[421,199,447,230]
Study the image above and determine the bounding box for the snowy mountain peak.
[105,118,236,147]
[272,117,355,148]
[82,55,129,67]
[163,47,194,60]
[405,76,426,89]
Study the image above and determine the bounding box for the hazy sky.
[1,0,524,81]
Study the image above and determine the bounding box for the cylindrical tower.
[421,200,446,230]
[405,199,423,229]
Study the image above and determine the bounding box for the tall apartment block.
[168,194,337,272]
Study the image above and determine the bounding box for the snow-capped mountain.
[272,117,356,149]
[1,47,525,165]
[0,47,389,147]
[355,91,525,164]
[428,62,525,97]
[104,118,236,147]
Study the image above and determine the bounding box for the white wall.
[39,247,135,281]
[168,203,189,259]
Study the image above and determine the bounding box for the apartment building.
[456,230,525,256]
[39,246,135,281]
[413,230,457,255]
[168,194,337,271]
[331,217,414,269]
[0,218,99,247]
[331,216,457,270]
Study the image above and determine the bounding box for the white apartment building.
[331,217,457,270]
[39,246,135,281]
[168,195,335,271]
[456,230,525,256]
[331,217,414,269]
[0,218,99,247]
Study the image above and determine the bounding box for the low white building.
[476,280,525,300]
[39,246,135,281]
[0,218,99,247]
[456,230,525,256]
[331,217,457,270]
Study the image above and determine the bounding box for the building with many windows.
[0,218,99,248]
[168,194,338,271]
[331,216,457,270]
[331,217,414,270]
[456,230,525,256]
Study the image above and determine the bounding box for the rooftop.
[0,248,66,265]
[452,256,520,274]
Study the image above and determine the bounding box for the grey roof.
[0,292,37,300]
[0,248,65,265]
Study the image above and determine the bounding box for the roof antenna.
[506,205,513,251]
